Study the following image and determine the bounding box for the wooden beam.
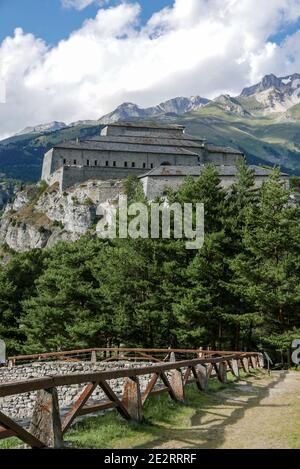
[219,362,228,383]
[8,348,248,364]
[159,372,178,402]
[192,364,209,392]
[0,426,15,440]
[0,410,45,449]
[241,357,250,373]
[78,400,116,416]
[248,356,255,369]
[142,373,159,405]
[183,366,192,385]
[169,369,185,403]
[62,381,98,434]
[122,377,143,422]
[0,355,243,398]
[228,359,239,378]
[29,388,63,449]
[99,380,131,420]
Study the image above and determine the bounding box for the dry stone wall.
[0,361,154,421]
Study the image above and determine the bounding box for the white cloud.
[61,0,108,11]
[1,0,300,139]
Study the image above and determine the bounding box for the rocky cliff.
[0,179,124,252]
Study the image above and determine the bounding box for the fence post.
[122,377,143,423]
[258,353,265,368]
[168,351,185,402]
[230,359,240,378]
[194,364,209,392]
[91,350,97,363]
[242,357,250,373]
[217,361,228,383]
[29,388,63,449]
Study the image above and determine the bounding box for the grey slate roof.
[139,165,284,178]
[108,132,205,141]
[87,135,205,148]
[54,141,199,156]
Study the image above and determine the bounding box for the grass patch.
[288,398,300,449]
[66,375,241,449]
[8,181,54,230]
[0,437,22,450]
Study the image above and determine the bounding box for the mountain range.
[2,73,300,181]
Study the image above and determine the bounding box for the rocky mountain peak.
[98,96,211,124]
[241,73,300,97]
[16,121,68,136]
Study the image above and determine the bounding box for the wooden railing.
[0,351,263,449]
[7,347,246,366]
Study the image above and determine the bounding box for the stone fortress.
[42,122,288,197]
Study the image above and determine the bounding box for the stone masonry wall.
[0,361,155,421]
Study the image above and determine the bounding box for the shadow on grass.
[1,370,287,450]
[132,370,288,449]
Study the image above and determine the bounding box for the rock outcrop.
[0,179,124,252]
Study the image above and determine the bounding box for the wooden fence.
[0,350,263,449]
[7,347,246,366]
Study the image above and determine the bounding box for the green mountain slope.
[175,104,300,173]
[1,99,300,182]
[0,124,101,181]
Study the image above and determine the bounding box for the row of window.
[63,159,154,169]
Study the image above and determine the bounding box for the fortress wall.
[142,176,187,200]
[61,166,144,191]
[41,149,54,180]
[53,148,198,171]
[143,174,278,200]
[46,167,64,189]
[74,180,124,204]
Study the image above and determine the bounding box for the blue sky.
[1,0,299,46]
[0,0,172,45]
[2,0,300,139]
[269,18,300,44]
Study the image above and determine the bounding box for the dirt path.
[150,371,300,449]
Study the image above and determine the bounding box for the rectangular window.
[106,161,109,167]
[63,159,66,165]
[73,159,77,165]
[143,163,146,169]
[113,161,116,167]
[95,160,98,166]
[151,163,154,169]
[132,162,135,168]
[87,160,90,166]
[124,162,128,167]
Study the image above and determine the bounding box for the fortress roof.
[54,140,199,156]
[206,144,243,155]
[86,135,205,148]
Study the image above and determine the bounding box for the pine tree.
[0,249,45,353]
[229,169,300,355]
[20,237,111,352]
